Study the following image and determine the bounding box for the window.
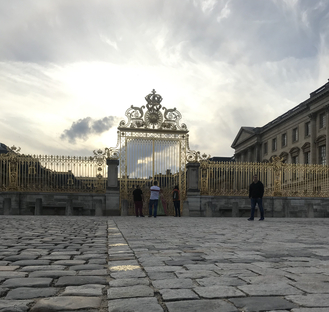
[272,138,277,151]
[263,142,268,155]
[281,133,287,147]
[304,151,310,164]
[292,127,298,142]
[319,145,326,165]
[305,122,310,137]
[320,113,326,129]
[292,155,299,164]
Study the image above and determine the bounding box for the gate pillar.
[186,162,200,192]
[105,159,120,216]
[185,162,201,217]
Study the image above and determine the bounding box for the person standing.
[148,181,161,218]
[172,185,180,217]
[133,185,145,217]
[248,174,265,221]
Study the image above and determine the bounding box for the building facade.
[232,79,329,164]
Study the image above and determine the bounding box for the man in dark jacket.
[248,175,265,221]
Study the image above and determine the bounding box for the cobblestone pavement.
[0,216,329,311]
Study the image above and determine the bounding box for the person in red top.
[172,185,180,217]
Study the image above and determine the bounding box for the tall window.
[292,155,299,164]
[292,127,298,142]
[281,133,287,147]
[304,151,310,164]
[320,113,326,129]
[263,142,268,155]
[305,122,310,137]
[272,138,277,151]
[319,145,326,165]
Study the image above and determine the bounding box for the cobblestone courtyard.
[0,216,329,311]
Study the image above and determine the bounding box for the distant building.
[0,143,9,155]
[209,156,235,162]
[231,79,329,164]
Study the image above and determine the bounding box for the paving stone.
[193,285,245,298]
[109,278,149,287]
[148,272,177,280]
[166,299,238,312]
[78,269,108,276]
[0,271,27,278]
[229,296,298,311]
[29,270,76,278]
[160,288,199,301]
[196,276,246,286]
[108,285,154,299]
[52,260,86,265]
[30,296,102,311]
[19,265,66,272]
[290,282,329,294]
[153,278,194,289]
[61,284,104,296]
[0,265,20,271]
[2,277,52,288]
[238,282,303,296]
[108,297,163,312]
[175,270,218,279]
[6,287,59,299]
[56,275,107,286]
[286,294,329,307]
[0,299,33,312]
[69,264,105,270]
[11,260,50,266]
[110,269,146,279]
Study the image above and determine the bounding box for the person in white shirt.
[148,181,161,218]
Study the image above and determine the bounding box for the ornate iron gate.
[109,90,190,215]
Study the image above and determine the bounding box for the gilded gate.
[108,89,191,216]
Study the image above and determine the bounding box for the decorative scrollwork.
[186,150,211,163]
[118,89,188,131]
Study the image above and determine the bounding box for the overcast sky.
[1,0,329,158]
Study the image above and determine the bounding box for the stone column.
[106,159,119,189]
[35,198,42,215]
[105,159,120,216]
[185,162,201,217]
[186,162,200,192]
[309,113,317,164]
[65,198,73,216]
[3,198,11,215]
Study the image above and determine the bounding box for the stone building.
[231,79,329,164]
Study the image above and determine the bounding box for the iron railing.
[0,151,107,193]
[200,157,329,197]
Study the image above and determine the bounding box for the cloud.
[60,116,116,144]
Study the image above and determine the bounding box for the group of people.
[132,181,181,218]
[132,174,265,221]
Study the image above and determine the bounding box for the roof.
[231,79,329,149]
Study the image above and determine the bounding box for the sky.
[1,0,329,159]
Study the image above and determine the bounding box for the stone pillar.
[186,162,201,217]
[3,198,11,215]
[35,198,42,215]
[107,159,119,189]
[65,198,73,216]
[309,113,317,164]
[186,162,200,192]
[105,159,120,216]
